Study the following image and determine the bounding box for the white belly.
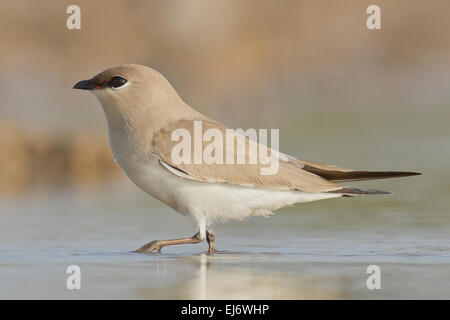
[115,150,340,226]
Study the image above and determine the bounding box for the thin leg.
[135,232,203,253]
[206,230,215,254]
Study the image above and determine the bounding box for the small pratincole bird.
[73,64,420,254]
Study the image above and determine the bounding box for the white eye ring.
[110,76,130,90]
[112,81,130,90]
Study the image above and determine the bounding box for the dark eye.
[110,76,128,90]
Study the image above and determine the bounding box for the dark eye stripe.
[110,76,128,89]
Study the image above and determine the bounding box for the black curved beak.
[73,79,96,90]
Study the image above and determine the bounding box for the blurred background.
[0,0,449,299]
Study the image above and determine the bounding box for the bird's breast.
[107,129,182,209]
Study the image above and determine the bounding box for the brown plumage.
[152,118,421,195]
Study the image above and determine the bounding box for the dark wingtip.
[303,165,422,182]
[395,171,422,177]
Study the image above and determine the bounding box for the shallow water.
[0,180,448,299]
[0,111,449,299]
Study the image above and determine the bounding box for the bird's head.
[73,64,184,129]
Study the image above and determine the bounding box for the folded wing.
[152,119,343,193]
[153,119,420,194]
